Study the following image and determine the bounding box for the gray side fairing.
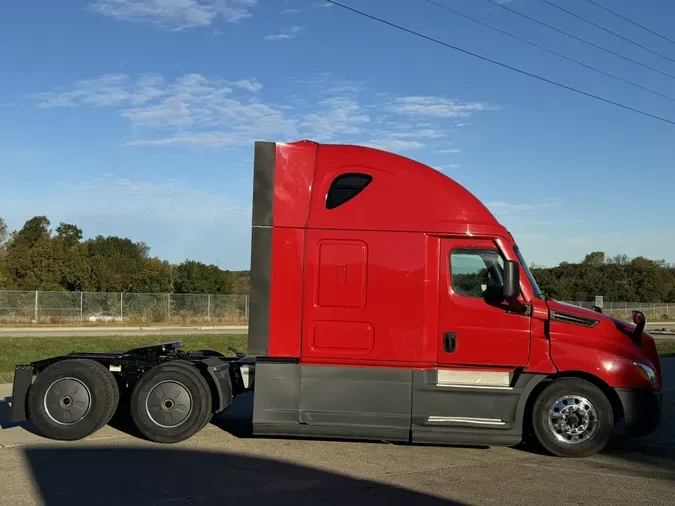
[251,361,547,446]
[411,370,546,446]
[247,141,276,357]
[247,226,272,357]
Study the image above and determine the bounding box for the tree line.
[0,216,249,294]
[1,216,673,301]
[531,251,675,303]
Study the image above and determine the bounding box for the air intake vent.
[550,310,600,328]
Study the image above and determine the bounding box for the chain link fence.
[1,290,673,325]
[562,301,674,321]
[0,290,248,325]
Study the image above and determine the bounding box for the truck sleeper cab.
[9,140,662,458]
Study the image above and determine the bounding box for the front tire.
[130,361,212,443]
[532,377,614,458]
[28,358,120,441]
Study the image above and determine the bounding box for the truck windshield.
[513,245,543,299]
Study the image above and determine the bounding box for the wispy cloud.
[487,198,563,215]
[33,72,496,151]
[437,148,461,153]
[364,139,424,151]
[87,0,257,30]
[390,129,446,139]
[35,73,165,108]
[388,96,495,118]
[530,219,584,225]
[228,78,263,92]
[265,25,304,41]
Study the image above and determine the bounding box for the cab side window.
[450,249,504,298]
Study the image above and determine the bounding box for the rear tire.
[28,359,119,441]
[130,361,212,443]
[532,377,613,458]
[88,360,120,426]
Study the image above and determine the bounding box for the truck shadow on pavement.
[22,446,465,506]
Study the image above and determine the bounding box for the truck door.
[437,238,531,368]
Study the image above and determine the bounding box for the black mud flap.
[201,357,233,414]
[10,365,34,423]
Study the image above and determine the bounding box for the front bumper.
[615,387,662,437]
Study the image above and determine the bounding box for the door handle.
[443,332,457,353]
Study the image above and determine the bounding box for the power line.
[323,1,675,126]
[585,0,675,46]
[422,0,675,102]
[484,0,675,82]
[539,0,675,65]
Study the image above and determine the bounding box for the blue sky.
[1,0,675,270]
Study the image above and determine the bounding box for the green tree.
[0,217,7,247]
[10,216,51,248]
[84,236,150,292]
[56,223,83,248]
[174,260,235,294]
[3,217,65,290]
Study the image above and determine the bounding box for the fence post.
[120,292,123,319]
[80,292,83,321]
[245,295,249,321]
[167,293,171,321]
[34,290,39,323]
[207,294,211,321]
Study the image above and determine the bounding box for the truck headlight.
[633,362,657,386]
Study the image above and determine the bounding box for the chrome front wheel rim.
[547,394,598,444]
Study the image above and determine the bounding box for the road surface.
[1,360,673,505]
[0,326,247,337]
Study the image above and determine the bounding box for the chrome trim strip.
[435,384,514,390]
[427,416,505,426]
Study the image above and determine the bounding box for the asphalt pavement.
[1,361,673,505]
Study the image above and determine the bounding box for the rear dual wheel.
[28,359,120,441]
[130,361,213,444]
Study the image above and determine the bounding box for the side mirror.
[503,260,520,299]
[631,310,646,345]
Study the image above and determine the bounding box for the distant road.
[0,326,248,337]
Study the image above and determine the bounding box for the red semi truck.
[10,140,662,457]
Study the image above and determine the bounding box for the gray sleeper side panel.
[252,362,411,441]
[252,361,301,425]
[298,365,412,431]
[247,141,276,356]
